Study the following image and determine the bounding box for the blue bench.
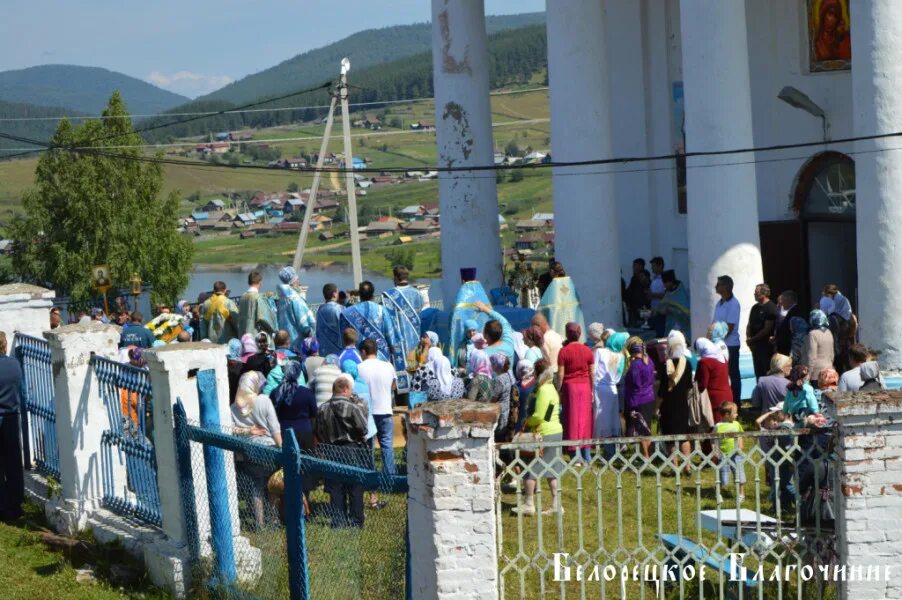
[658,533,758,591]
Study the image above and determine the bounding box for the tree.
[287,182,300,193]
[9,92,194,304]
[389,116,403,129]
[504,140,520,157]
[510,169,524,183]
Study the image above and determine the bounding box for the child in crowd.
[713,401,745,504]
[338,328,362,367]
[756,404,796,510]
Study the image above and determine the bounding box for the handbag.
[687,382,714,432]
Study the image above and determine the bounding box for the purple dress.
[623,358,656,435]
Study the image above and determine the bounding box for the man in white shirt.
[712,275,742,402]
[357,338,398,475]
[531,313,563,373]
[649,257,667,337]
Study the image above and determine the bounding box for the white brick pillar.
[44,322,120,533]
[407,400,500,600]
[144,342,259,596]
[831,391,902,600]
[0,283,55,339]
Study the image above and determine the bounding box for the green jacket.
[525,382,562,437]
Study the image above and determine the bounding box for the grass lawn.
[0,503,170,600]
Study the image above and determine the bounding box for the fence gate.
[91,354,161,526]
[13,333,60,480]
[496,430,839,600]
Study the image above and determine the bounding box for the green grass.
[0,502,170,600]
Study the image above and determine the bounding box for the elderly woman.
[594,331,627,445]
[231,371,282,528]
[623,336,656,457]
[694,338,732,422]
[272,362,317,451]
[658,331,694,469]
[801,310,834,385]
[752,354,792,414]
[466,348,495,402]
[491,353,516,441]
[424,347,466,401]
[242,332,276,377]
[511,359,563,516]
[557,322,595,463]
[708,321,730,362]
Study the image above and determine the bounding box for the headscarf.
[324,353,340,367]
[516,360,535,384]
[565,322,581,343]
[787,364,810,393]
[302,337,320,357]
[234,371,266,417]
[490,352,509,373]
[426,331,439,346]
[832,292,853,321]
[427,347,456,397]
[809,309,828,331]
[523,326,544,348]
[587,322,606,345]
[472,334,488,350]
[271,361,303,407]
[341,359,361,381]
[709,321,729,344]
[626,335,647,365]
[695,338,726,363]
[859,361,880,382]
[768,353,792,376]
[819,296,835,317]
[817,367,839,390]
[468,349,492,378]
[463,319,479,334]
[255,331,271,350]
[240,334,257,360]
[605,331,630,376]
[279,266,298,284]
[666,330,690,360]
[227,338,243,360]
[128,347,146,368]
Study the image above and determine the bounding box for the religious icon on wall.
[808,0,851,72]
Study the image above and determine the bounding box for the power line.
[0,86,549,123]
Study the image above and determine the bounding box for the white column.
[680,0,763,343]
[546,0,622,327]
[44,322,121,534]
[407,400,499,600]
[605,0,655,276]
[851,0,902,370]
[431,0,502,307]
[0,283,55,339]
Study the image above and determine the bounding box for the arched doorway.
[792,151,856,307]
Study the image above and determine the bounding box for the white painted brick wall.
[407,400,500,600]
[831,391,902,600]
[0,283,54,342]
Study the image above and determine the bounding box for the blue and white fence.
[13,333,60,480]
[91,354,162,527]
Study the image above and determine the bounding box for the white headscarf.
[666,330,691,360]
[234,371,266,417]
[695,338,726,363]
[427,347,456,396]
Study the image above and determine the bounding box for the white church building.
[429,0,901,368]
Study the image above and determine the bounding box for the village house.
[274,222,303,234]
[399,205,424,219]
[402,219,440,235]
[365,221,400,238]
[514,233,555,252]
[310,214,333,231]
[515,219,551,233]
[202,199,226,212]
[234,213,256,227]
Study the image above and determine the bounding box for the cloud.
[146,70,233,98]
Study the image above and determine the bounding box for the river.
[185,264,437,303]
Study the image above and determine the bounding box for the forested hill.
[0,100,88,155]
[141,24,547,142]
[0,65,188,115]
[199,12,545,105]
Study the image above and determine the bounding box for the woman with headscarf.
[301,337,324,383]
[783,365,818,421]
[511,359,564,516]
[801,309,834,385]
[586,322,606,350]
[593,331,627,444]
[694,337,732,422]
[425,347,465,401]
[522,325,546,364]
[466,348,495,402]
[821,284,858,371]
[623,336,656,457]
[226,338,244,404]
[409,331,439,393]
[272,362,317,450]
[491,353,516,441]
[455,319,480,376]
[707,321,730,362]
[242,332,276,377]
[658,331,694,468]
[231,370,282,528]
[557,322,595,462]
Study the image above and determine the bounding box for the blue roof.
[268,209,284,217]
[191,211,209,220]
[253,210,266,218]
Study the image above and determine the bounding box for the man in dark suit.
[772,290,805,356]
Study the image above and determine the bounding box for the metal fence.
[91,354,161,527]
[174,370,409,600]
[13,333,60,480]
[496,429,838,600]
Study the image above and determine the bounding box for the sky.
[0,0,545,98]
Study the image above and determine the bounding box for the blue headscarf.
[270,361,303,407]
[227,338,242,360]
[341,359,362,382]
[709,321,729,344]
[809,309,828,330]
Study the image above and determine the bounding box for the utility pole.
[339,58,363,286]
[291,58,363,286]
